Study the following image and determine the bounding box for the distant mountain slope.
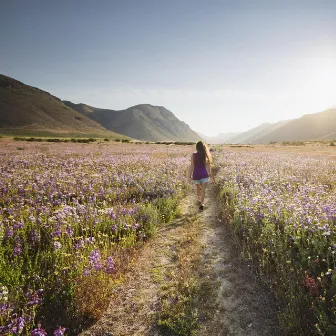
[64,101,202,142]
[200,132,241,144]
[225,123,273,144]
[255,108,336,143]
[242,120,289,144]
[0,74,128,138]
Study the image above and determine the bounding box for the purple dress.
[192,152,209,180]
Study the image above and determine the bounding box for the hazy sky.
[1,0,336,136]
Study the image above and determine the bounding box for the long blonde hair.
[196,141,212,164]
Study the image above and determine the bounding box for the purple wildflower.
[51,225,62,238]
[89,249,103,271]
[31,327,48,336]
[13,220,24,230]
[13,245,22,257]
[53,326,66,336]
[53,241,62,250]
[31,229,40,243]
[104,256,116,274]
[65,226,74,236]
[84,237,95,245]
[74,239,84,250]
[5,228,14,238]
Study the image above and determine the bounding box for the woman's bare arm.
[206,161,213,182]
[188,154,194,181]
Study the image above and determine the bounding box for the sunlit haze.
[1,0,335,136]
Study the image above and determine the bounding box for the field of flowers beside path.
[0,141,190,335]
[214,147,336,335]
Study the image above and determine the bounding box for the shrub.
[174,141,196,146]
[46,138,62,143]
[282,141,305,146]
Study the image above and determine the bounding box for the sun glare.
[297,49,336,107]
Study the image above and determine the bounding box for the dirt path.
[81,186,281,336]
[81,196,196,336]
[198,187,281,336]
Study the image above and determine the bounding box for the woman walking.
[188,141,212,210]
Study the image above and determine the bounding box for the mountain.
[0,74,129,139]
[254,108,336,143]
[241,120,289,144]
[225,123,273,144]
[200,132,241,144]
[64,101,202,142]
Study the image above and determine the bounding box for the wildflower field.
[215,150,336,335]
[0,142,189,335]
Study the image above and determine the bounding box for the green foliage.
[154,197,180,223]
[158,292,199,336]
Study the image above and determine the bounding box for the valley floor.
[81,186,281,336]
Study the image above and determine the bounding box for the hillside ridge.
[64,101,202,142]
[0,74,128,139]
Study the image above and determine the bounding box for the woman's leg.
[200,182,208,204]
[196,184,201,202]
